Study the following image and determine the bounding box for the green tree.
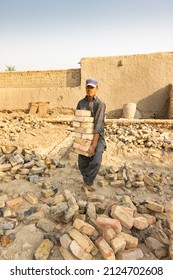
[5,65,16,71]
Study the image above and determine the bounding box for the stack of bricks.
[72,110,94,157]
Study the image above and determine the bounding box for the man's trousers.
[78,142,105,186]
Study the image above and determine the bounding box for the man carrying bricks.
[76,78,106,193]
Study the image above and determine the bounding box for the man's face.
[86,85,98,99]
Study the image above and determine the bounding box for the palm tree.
[5,65,16,71]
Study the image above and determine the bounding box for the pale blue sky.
[0,0,173,71]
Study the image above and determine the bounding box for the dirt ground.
[0,110,173,260]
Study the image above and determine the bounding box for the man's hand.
[88,144,95,157]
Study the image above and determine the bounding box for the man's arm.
[88,102,105,157]
[88,133,99,156]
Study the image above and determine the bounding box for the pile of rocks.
[0,113,47,143]
[105,123,173,150]
[0,175,173,260]
[0,145,65,184]
[72,110,94,157]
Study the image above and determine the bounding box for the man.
[76,78,106,194]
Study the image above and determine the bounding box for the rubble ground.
[0,110,173,260]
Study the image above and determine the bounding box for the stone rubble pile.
[0,145,65,184]
[0,113,47,143]
[0,163,173,260]
[72,110,94,157]
[105,123,173,150]
[1,114,173,260]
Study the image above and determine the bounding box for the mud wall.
[80,52,173,118]
[0,52,173,118]
[0,69,81,112]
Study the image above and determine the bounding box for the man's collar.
[84,95,97,101]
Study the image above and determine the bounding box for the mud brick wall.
[81,52,173,118]
[1,52,173,117]
[0,69,81,111]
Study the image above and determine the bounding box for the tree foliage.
[5,65,16,71]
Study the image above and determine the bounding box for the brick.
[3,208,16,218]
[111,205,134,229]
[75,127,94,134]
[88,194,105,202]
[34,239,54,260]
[62,189,73,201]
[165,199,173,213]
[37,218,57,232]
[82,133,94,140]
[73,218,96,235]
[102,226,116,244]
[73,116,94,123]
[87,202,97,220]
[9,156,18,166]
[41,189,55,198]
[67,196,78,208]
[16,207,37,221]
[73,148,89,157]
[0,194,8,208]
[96,215,122,233]
[69,228,95,253]
[166,212,173,231]
[80,122,94,128]
[122,232,138,249]
[145,201,164,213]
[70,240,92,260]
[42,182,52,189]
[18,168,30,175]
[123,195,137,211]
[13,154,24,164]
[145,236,165,250]
[59,246,78,260]
[24,211,45,224]
[74,132,82,138]
[50,202,68,216]
[111,233,126,254]
[72,121,81,127]
[110,180,125,188]
[83,116,94,122]
[23,160,35,169]
[60,206,77,223]
[74,138,92,146]
[116,248,144,260]
[73,142,90,152]
[133,216,149,230]
[10,164,23,174]
[145,237,167,259]
[75,110,91,117]
[6,197,23,207]
[52,193,65,205]
[142,213,156,225]
[143,174,155,186]
[60,234,72,249]
[0,164,11,172]
[95,237,115,260]
[24,192,38,204]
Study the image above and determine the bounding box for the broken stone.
[116,247,144,260]
[34,239,54,260]
[111,205,134,229]
[69,240,92,260]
